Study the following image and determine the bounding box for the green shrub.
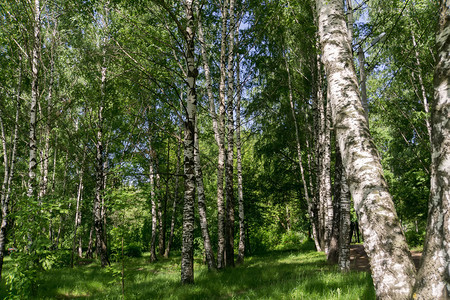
[405,230,425,247]
[274,231,306,251]
[125,243,142,258]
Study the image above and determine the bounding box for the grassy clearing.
[0,243,375,299]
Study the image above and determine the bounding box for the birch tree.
[28,0,40,212]
[93,2,110,267]
[413,1,450,298]
[194,120,217,270]
[316,0,416,298]
[180,0,198,284]
[217,0,229,269]
[0,61,21,281]
[225,0,236,268]
[148,140,158,262]
[236,50,245,265]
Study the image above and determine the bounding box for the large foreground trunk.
[316,0,416,298]
[413,1,449,298]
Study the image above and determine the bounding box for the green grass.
[0,244,375,299]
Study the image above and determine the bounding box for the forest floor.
[0,241,376,299]
[349,244,422,272]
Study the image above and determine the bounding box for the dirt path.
[350,244,422,272]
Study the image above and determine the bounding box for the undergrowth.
[0,242,375,299]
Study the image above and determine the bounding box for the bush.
[405,230,425,247]
[274,231,306,251]
[51,249,72,268]
[125,243,142,257]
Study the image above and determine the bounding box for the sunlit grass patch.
[1,243,375,299]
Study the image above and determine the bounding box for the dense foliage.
[0,0,442,297]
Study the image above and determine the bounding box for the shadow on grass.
[1,247,375,299]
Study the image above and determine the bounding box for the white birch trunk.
[194,119,216,270]
[181,0,198,284]
[71,150,86,267]
[236,50,245,265]
[39,16,57,201]
[316,0,416,298]
[225,0,236,268]
[285,55,316,250]
[411,30,433,147]
[165,123,182,258]
[323,97,333,254]
[149,142,158,262]
[28,0,40,202]
[0,76,20,280]
[216,0,229,269]
[413,2,450,298]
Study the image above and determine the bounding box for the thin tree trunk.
[327,140,341,265]
[323,97,333,254]
[165,124,182,258]
[94,53,109,268]
[28,0,40,214]
[86,225,94,259]
[0,69,20,281]
[160,141,170,257]
[236,50,245,265]
[285,55,318,251]
[54,152,68,250]
[101,142,109,249]
[225,0,236,268]
[180,0,198,284]
[313,49,326,252]
[413,2,449,298]
[48,138,58,245]
[39,17,57,202]
[316,0,416,298]
[158,149,166,257]
[411,30,433,146]
[149,141,158,263]
[71,149,86,268]
[357,48,369,120]
[194,119,216,270]
[55,202,71,250]
[198,4,227,267]
[215,0,229,269]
